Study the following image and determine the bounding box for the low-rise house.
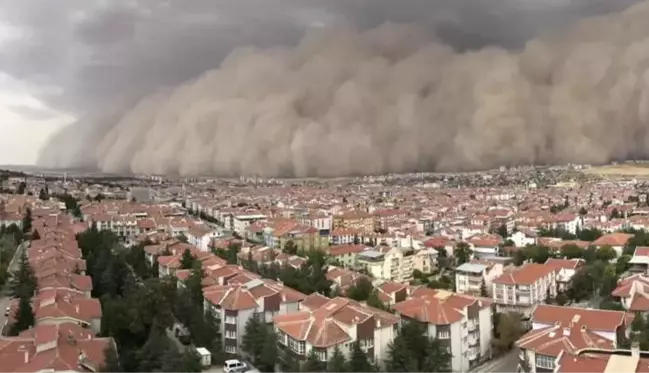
[516,304,632,373]
[392,288,493,372]
[273,297,399,368]
[492,263,557,316]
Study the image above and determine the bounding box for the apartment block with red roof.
[492,263,557,316]
[592,233,634,257]
[544,258,584,293]
[391,288,493,372]
[612,274,649,312]
[554,345,648,373]
[628,247,649,275]
[516,305,632,373]
[203,277,306,356]
[0,323,114,372]
[273,296,399,368]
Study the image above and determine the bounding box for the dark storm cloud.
[0,0,646,175]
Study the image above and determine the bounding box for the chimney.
[67,330,75,344]
[24,351,29,364]
[75,305,79,314]
[632,340,640,358]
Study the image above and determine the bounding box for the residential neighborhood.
[2,166,649,372]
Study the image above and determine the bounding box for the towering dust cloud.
[38,1,649,177]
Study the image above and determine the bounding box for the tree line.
[77,226,206,372]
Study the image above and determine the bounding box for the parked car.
[224,359,247,373]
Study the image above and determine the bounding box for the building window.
[536,354,554,369]
[314,348,327,361]
[288,338,305,355]
[225,316,236,324]
[225,345,236,354]
[360,338,374,349]
[225,330,236,339]
[437,331,450,339]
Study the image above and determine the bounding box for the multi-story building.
[356,246,415,283]
[273,296,399,368]
[492,263,557,316]
[203,277,306,356]
[333,211,375,234]
[455,260,504,296]
[516,305,631,373]
[392,288,493,372]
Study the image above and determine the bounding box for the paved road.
[472,349,519,373]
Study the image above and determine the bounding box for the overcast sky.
[0,0,641,165]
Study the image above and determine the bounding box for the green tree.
[497,224,508,238]
[347,342,374,372]
[279,348,301,372]
[327,346,348,372]
[480,279,489,297]
[346,277,374,302]
[241,315,266,364]
[493,312,524,354]
[423,339,453,372]
[258,327,278,372]
[38,188,49,201]
[454,242,472,265]
[185,262,205,307]
[9,293,35,335]
[304,349,325,372]
[284,240,297,255]
[596,245,617,262]
[560,244,584,259]
[177,233,189,243]
[180,249,195,269]
[17,181,26,195]
[21,208,32,234]
[9,249,37,298]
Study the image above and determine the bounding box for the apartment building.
[455,260,504,296]
[356,246,414,283]
[516,305,631,373]
[554,345,646,373]
[0,323,114,372]
[333,211,375,234]
[233,213,267,236]
[612,274,649,312]
[272,296,399,368]
[543,258,583,292]
[6,288,103,334]
[203,277,306,356]
[327,244,370,268]
[492,263,557,316]
[186,224,223,252]
[392,288,493,372]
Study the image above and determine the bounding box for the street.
[472,349,519,373]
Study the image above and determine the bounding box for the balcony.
[468,334,479,347]
[468,320,478,332]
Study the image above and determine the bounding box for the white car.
[224,359,247,373]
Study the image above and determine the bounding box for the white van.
[224,359,247,373]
